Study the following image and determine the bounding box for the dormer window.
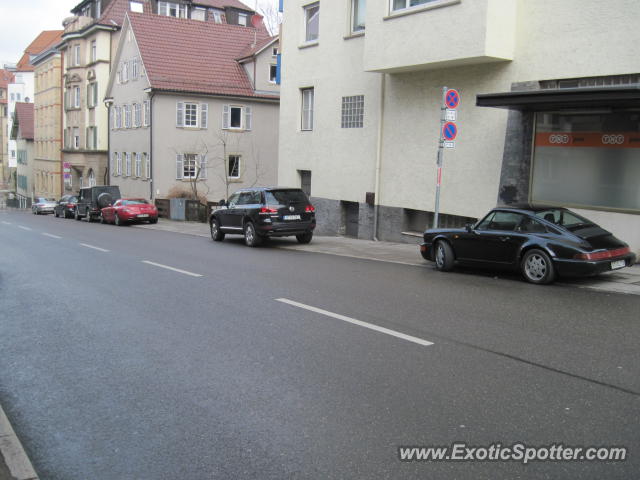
[211,10,223,23]
[238,13,248,26]
[130,1,144,12]
[192,7,206,21]
[158,1,188,18]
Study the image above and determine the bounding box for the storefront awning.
[476,86,640,111]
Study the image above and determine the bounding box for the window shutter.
[176,154,183,179]
[244,106,252,131]
[177,102,184,127]
[87,84,91,107]
[222,105,230,129]
[199,154,207,179]
[86,127,90,149]
[200,103,208,129]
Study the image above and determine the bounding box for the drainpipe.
[373,73,386,241]
[149,91,154,201]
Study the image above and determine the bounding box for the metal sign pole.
[433,86,447,229]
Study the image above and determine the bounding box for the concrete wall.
[278,0,640,248]
[152,94,279,201]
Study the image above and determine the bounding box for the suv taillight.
[260,207,278,214]
[305,205,315,213]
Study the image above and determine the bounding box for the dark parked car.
[420,205,636,284]
[54,195,78,218]
[31,197,56,215]
[210,187,316,247]
[75,186,121,222]
[101,198,158,225]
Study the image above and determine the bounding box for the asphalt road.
[0,210,638,480]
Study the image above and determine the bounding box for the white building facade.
[278,0,640,255]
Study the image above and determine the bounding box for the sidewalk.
[135,218,640,295]
[0,403,38,480]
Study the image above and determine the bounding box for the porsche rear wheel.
[521,249,556,284]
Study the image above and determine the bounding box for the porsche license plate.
[611,260,626,270]
[283,215,301,221]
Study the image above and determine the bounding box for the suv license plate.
[611,260,626,270]
[283,215,301,221]
[138,214,149,218]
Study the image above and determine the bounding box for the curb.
[0,403,38,480]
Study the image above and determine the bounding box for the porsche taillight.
[574,247,630,260]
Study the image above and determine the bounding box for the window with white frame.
[176,154,207,180]
[91,40,97,62]
[73,127,80,148]
[304,3,319,42]
[135,152,142,177]
[341,95,364,128]
[87,82,98,108]
[192,7,206,20]
[272,47,279,57]
[131,58,139,80]
[269,64,277,83]
[143,100,150,126]
[176,102,208,128]
[301,88,314,131]
[74,86,81,108]
[117,152,122,175]
[212,10,222,22]
[111,152,118,175]
[125,152,132,176]
[144,153,150,178]
[133,103,142,127]
[391,0,441,12]
[228,155,240,179]
[222,105,252,130]
[86,126,97,149]
[124,104,132,128]
[158,1,188,18]
[130,1,144,13]
[74,45,81,66]
[115,105,122,128]
[122,61,129,82]
[238,13,248,26]
[352,0,365,32]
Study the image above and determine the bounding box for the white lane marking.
[1,221,11,225]
[79,243,110,253]
[42,233,62,239]
[275,298,434,347]
[141,260,203,278]
[17,225,32,231]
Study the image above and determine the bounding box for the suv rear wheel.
[296,232,313,244]
[75,209,81,221]
[244,221,262,247]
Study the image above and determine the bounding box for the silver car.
[32,197,57,215]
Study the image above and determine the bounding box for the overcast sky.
[0,0,277,67]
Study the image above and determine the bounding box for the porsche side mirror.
[218,199,226,207]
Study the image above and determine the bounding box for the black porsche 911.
[420,205,637,284]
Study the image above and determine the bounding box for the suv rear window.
[265,190,308,205]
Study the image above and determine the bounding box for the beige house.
[105,11,279,202]
[278,0,640,255]
[0,69,14,188]
[32,45,63,199]
[11,103,35,206]
[60,0,152,192]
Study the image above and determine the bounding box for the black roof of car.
[493,204,567,214]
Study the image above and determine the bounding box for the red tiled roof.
[128,12,276,99]
[0,69,15,89]
[14,103,35,140]
[237,35,277,60]
[192,0,254,11]
[98,0,152,27]
[16,31,64,71]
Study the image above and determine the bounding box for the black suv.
[75,186,121,222]
[210,187,316,247]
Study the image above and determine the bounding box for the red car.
[101,198,158,226]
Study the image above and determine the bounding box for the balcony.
[63,15,94,34]
[364,0,516,73]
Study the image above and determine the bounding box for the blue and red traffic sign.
[442,122,458,141]
[445,89,460,109]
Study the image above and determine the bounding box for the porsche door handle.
[499,236,511,242]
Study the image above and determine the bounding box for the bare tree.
[257,1,281,36]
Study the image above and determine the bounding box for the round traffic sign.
[445,89,460,109]
[443,122,458,141]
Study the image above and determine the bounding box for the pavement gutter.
[0,403,38,480]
